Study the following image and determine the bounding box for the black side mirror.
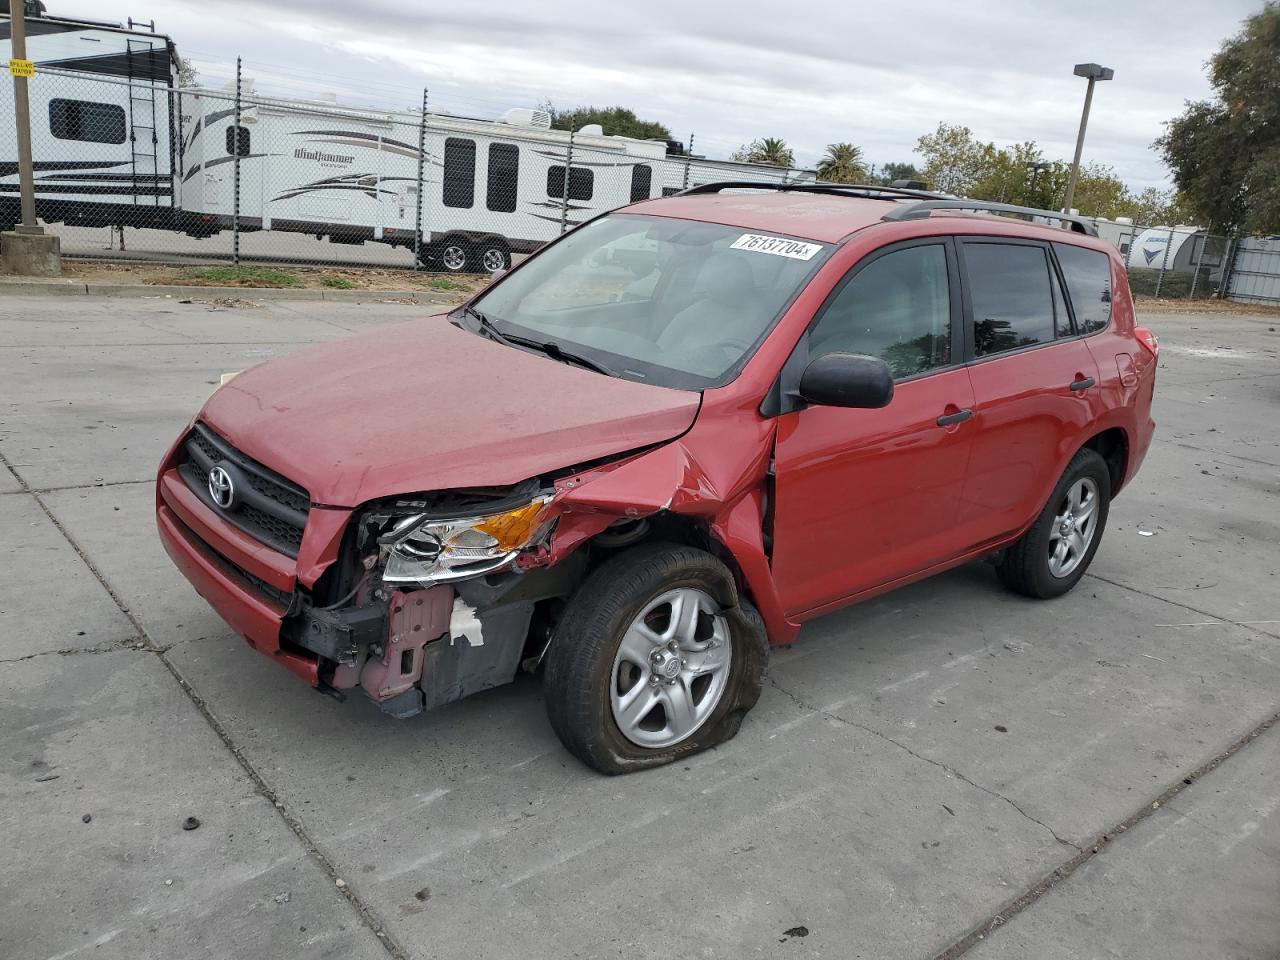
[798,353,894,409]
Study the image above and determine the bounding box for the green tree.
[817,142,868,183]
[1156,3,1280,233]
[878,161,924,185]
[731,137,796,167]
[915,123,990,195]
[177,57,199,87]
[541,103,671,141]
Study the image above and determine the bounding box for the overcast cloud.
[57,0,1263,190]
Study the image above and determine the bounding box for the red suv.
[156,184,1157,774]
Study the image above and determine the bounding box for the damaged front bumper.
[282,579,541,719]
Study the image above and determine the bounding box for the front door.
[773,239,978,617]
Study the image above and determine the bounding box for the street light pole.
[8,0,40,233]
[1063,62,1113,215]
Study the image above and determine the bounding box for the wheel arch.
[1080,426,1129,496]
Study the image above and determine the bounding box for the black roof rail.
[883,199,1099,237]
[677,181,945,202]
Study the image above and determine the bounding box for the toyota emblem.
[207,465,236,509]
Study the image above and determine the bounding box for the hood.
[200,317,701,507]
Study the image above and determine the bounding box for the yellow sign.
[8,59,35,77]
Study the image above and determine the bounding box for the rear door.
[955,239,1103,548]
[772,239,977,617]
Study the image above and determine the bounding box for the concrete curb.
[0,280,463,303]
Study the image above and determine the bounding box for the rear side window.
[964,243,1056,357]
[486,143,518,212]
[443,138,476,209]
[547,165,594,201]
[809,244,952,379]
[49,98,126,144]
[1054,243,1112,334]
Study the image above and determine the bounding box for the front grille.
[179,422,311,557]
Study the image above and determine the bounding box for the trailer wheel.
[476,239,511,274]
[438,237,471,273]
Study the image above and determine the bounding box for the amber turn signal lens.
[472,499,550,552]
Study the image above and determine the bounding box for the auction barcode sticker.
[730,233,822,260]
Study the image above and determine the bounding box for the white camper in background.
[1126,225,1207,272]
[0,10,178,231]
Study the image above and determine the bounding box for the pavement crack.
[0,639,143,664]
[931,707,1280,960]
[0,444,409,960]
[1085,571,1280,641]
[765,674,1081,851]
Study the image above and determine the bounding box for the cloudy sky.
[58,0,1261,190]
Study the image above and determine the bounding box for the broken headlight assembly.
[374,497,553,586]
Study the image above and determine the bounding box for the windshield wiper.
[462,304,515,348]
[517,338,617,377]
[462,305,616,378]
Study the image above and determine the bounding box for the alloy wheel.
[1048,476,1099,578]
[609,587,732,748]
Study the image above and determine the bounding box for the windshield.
[464,214,831,389]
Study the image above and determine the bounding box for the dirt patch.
[52,261,491,296]
[1135,296,1280,316]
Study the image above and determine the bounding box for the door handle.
[1069,377,1096,392]
[936,409,973,427]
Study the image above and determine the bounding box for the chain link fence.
[1,62,812,278]
[1085,219,1241,301]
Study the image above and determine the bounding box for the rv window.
[546,166,594,202]
[630,165,653,202]
[486,143,519,213]
[444,138,476,209]
[48,99,126,145]
[225,126,250,157]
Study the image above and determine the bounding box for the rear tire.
[475,238,511,274]
[544,543,767,775]
[996,447,1111,599]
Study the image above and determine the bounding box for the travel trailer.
[2,8,816,271]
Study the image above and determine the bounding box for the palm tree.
[817,143,868,184]
[732,137,796,168]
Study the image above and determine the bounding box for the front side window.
[486,143,518,212]
[443,138,475,209]
[1054,243,1112,334]
[808,244,952,379]
[49,99,126,145]
[547,165,594,201]
[466,214,831,389]
[964,242,1056,357]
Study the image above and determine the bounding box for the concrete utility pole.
[1,0,62,275]
[1062,62,1114,216]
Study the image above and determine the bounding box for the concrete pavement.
[1,294,1278,959]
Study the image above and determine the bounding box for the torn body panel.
[536,397,797,644]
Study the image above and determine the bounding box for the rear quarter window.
[1054,244,1113,334]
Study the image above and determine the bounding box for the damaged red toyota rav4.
[157,184,1157,774]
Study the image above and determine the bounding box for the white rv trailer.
[3,8,818,270]
[175,93,814,272]
[0,9,179,231]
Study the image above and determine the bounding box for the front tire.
[544,543,767,775]
[437,236,470,273]
[996,447,1111,598]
